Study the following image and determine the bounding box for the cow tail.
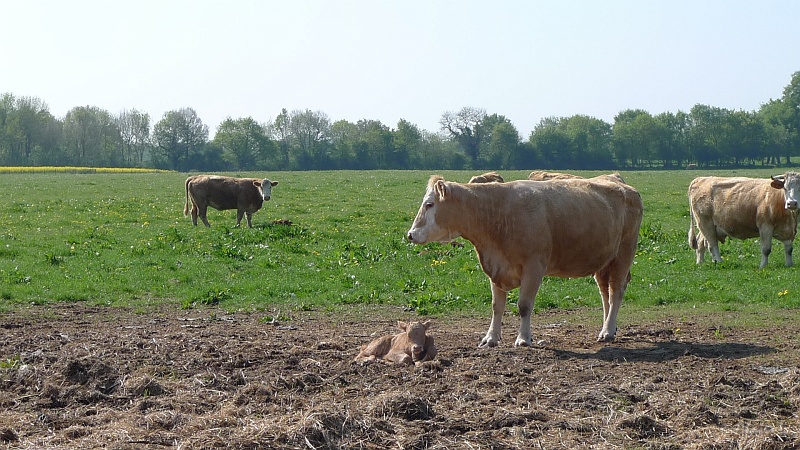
[688,197,698,250]
[183,177,191,217]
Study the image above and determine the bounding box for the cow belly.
[207,197,239,211]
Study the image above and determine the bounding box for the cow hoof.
[597,333,616,342]
[478,338,499,348]
[513,338,531,347]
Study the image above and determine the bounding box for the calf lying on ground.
[354,321,437,365]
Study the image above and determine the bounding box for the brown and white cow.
[184,175,278,227]
[688,173,800,269]
[354,320,437,365]
[469,171,505,184]
[407,176,643,346]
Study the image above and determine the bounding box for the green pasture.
[1,169,799,317]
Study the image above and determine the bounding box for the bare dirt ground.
[1,304,800,449]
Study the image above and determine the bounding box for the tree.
[116,109,150,166]
[440,107,487,167]
[394,119,423,169]
[529,117,570,168]
[214,117,275,170]
[62,106,121,166]
[287,109,332,169]
[0,94,55,165]
[152,108,208,170]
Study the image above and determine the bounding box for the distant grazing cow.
[407,176,642,346]
[184,175,278,227]
[687,163,698,170]
[688,173,800,268]
[469,171,505,183]
[528,170,627,184]
[354,321,437,365]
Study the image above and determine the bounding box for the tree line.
[2,71,799,171]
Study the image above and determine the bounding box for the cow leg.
[235,210,245,227]
[479,282,507,348]
[514,270,545,347]
[190,204,199,226]
[198,205,211,227]
[695,236,707,264]
[596,266,627,342]
[759,228,774,269]
[245,212,253,228]
[782,239,794,267]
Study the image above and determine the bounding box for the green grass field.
[1,169,798,316]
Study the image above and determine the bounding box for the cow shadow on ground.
[551,340,776,363]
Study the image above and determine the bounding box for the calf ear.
[397,321,408,331]
[771,175,785,189]
[421,320,432,330]
[434,180,449,201]
[271,181,279,186]
[253,181,262,188]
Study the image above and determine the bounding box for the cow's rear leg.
[245,212,254,228]
[235,210,245,227]
[479,282,507,348]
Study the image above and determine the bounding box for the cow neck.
[443,183,498,250]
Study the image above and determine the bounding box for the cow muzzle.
[787,200,798,210]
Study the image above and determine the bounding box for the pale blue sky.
[2,0,798,138]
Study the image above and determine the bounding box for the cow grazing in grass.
[354,321,437,365]
[469,171,505,184]
[184,175,278,227]
[688,173,800,269]
[407,175,643,346]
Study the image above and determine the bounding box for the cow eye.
[424,202,434,209]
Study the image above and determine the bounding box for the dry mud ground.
[1,304,800,449]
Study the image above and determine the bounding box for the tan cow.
[469,171,505,183]
[354,320,437,365]
[528,170,627,184]
[407,176,643,346]
[184,175,278,227]
[688,173,800,268]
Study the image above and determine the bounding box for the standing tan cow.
[184,175,278,227]
[407,175,643,346]
[688,173,800,268]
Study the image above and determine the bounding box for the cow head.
[398,320,431,356]
[407,176,461,244]
[771,172,800,210]
[254,179,279,201]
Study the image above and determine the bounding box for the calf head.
[771,172,800,210]
[398,320,431,356]
[254,179,279,201]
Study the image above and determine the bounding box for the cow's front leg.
[515,274,543,347]
[782,239,794,267]
[198,206,211,227]
[479,282,507,348]
[245,212,254,228]
[759,228,774,269]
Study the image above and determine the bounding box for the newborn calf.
[354,321,437,365]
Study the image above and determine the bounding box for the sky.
[2,0,799,139]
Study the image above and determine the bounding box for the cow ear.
[421,320,432,330]
[434,180,449,201]
[253,181,262,188]
[271,181,279,186]
[771,176,785,189]
[397,321,408,331]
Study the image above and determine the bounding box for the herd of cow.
[182,171,800,365]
